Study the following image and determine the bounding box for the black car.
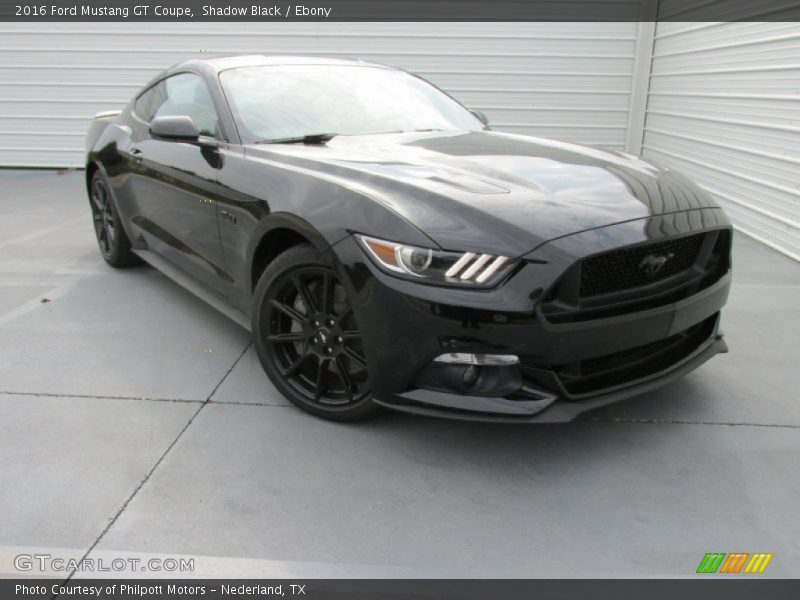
[85,55,731,422]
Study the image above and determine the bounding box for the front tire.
[252,244,381,421]
[88,170,140,268]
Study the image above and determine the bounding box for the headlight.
[356,234,516,287]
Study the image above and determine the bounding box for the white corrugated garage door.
[0,22,638,168]
[641,22,800,260]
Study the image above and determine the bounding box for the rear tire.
[252,244,381,422]
[88,170,140,268]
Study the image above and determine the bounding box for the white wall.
[641,22,800,260]
[0,22,639,167]
[2,20,798,259]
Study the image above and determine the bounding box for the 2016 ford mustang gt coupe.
[85,55,732,422]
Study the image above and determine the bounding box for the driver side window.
[135,73,221,138]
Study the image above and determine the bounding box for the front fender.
[245,213,333,293]
[217,148,438,310]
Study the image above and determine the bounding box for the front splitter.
[375,335,728,423]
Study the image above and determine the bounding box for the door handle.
[130,147,143,162]
[220,210,237,224]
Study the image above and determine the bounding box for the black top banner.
[2,0,800,21]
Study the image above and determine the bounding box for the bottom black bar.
[4,579,798,600]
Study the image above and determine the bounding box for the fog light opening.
[434,352,519,366]
[462,365,480,387]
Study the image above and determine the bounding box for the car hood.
[245,130,719,256]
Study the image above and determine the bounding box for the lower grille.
[549,314,718,396]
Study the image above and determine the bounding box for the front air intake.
[579,233,705,297]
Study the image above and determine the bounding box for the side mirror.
[469,109,490,127]
[150,115,199,142]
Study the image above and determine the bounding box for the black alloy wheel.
[88,171,139,268]
[90,175,116,258]
[253,244,379,421]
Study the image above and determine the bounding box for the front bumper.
[380,329,727,423]
[333,209,732,423]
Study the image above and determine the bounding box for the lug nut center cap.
[317,328,331,345]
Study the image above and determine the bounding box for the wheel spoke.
[93,184,107,209]
[320,272,332,314]
[270,299,306,324]
[267,332,305,343]
[343,346,367,368]
[284,352,310,378]
[334,357,354,401]
[90,191,104,211]
[292,274,317,314]
[313,357,328,400]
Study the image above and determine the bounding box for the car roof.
[170,54,395,74]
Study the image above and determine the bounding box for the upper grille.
[579,233,705,297]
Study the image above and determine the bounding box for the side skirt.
[132,249,252,332]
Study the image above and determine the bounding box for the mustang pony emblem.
[639,252,675,278]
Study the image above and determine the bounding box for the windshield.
[219,64,485,142]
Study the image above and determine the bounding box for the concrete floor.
[0,169,798,578]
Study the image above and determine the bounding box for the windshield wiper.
[254,133,338,145]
